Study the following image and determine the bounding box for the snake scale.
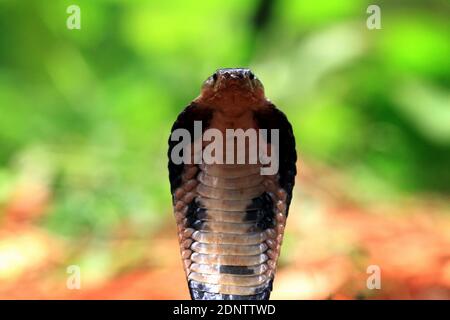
[168,68,297,300]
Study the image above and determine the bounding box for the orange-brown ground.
[0,163,449,299]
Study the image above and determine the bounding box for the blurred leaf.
[395,80,450,145]
[378,16,450,77]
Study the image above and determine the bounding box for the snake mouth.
[214,78,253,92]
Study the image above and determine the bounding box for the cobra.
[168,68,297,300]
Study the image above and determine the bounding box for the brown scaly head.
[196,68,265,108]
[168,68,297,300]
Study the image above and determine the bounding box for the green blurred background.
[0,0,449,299]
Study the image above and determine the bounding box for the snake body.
[168,68,297,300]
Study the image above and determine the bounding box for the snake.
[168,68,297,300]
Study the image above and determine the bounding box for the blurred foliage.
[0,0,448,244]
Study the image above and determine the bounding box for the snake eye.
[212,73,218,81]
[248,72,255,80]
